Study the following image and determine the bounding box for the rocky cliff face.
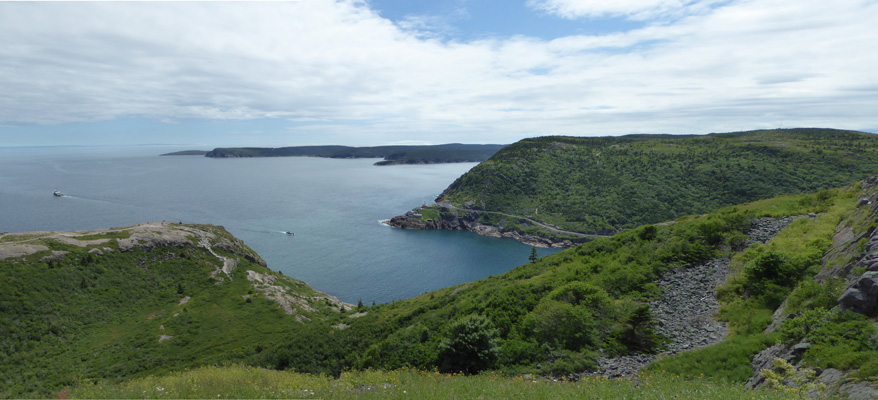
[0,222,266,268]
[387,207,576,248]
[745,177,878,400]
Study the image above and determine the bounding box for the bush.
[437,315,500,374]
[541,349,597,376]
[546,282,612,316]
[497,336,542,367]
[521,300,595,351]
[743,251,807,300]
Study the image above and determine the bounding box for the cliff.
[386,205,591,247]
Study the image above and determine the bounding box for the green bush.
[742,251,810,308]
[437,314,500,374]
[545,282,612,315]
[497,335,543,367]
[541,349,597,376]
[521,300,596,351]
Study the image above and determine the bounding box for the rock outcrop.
[387,207,579,248]
[839,271,878,316]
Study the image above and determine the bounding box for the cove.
[0,146,561,303]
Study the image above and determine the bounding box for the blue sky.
[1,0,877,147]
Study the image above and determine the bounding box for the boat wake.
[242,228,296,236]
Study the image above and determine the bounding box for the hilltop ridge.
[391,128,878,245]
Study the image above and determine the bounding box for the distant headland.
[160,150,210,156]
[198,143,506,165]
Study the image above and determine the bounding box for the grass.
[66,364,811,400]
[646,333,780,383]
[419,207,441,222]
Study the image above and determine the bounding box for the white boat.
[53,190,65,197]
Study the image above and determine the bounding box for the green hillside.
[437,128,878,237]
[0,223,349,398]
[5,178,878,398]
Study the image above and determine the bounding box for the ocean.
[0,146,560,304]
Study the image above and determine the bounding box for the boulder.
[838,271,878,315]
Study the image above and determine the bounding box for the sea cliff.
[386,206,583,248]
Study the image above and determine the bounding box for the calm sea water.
[0,146,559,304]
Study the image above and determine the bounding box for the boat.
[285,231,294,236]
[53,190,65,197]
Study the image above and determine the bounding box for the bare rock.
[839,271,878,316]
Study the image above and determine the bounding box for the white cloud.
[526,0,722,20]
[0,0,877,146]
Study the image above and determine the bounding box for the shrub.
[521,300,595,351]
[541,349,597,376]
[546,282,612,316]
[743,251,808,304]
[437,314,500,374]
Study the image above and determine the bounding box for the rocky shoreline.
[386,207,580,248]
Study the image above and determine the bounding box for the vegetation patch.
[66,364,807,400]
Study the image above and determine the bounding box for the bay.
[0,146,560,304]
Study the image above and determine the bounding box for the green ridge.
[438,128,878,237]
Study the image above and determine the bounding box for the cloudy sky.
[1,0,877,147]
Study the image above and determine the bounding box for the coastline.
[384,207,583,248]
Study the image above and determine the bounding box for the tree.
[438,314,500,374]
[529,246,538,263]
[618,305,664,353]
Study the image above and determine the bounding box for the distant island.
[160,150,210,156]
[203,143,506,165]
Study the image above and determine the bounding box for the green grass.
[66,365,809,400]
[647,334,781,383]
[420,207,441,221]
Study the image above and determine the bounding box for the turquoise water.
[0,146,560,303]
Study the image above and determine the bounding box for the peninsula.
[389,128,878,245]
[204,143,505,165]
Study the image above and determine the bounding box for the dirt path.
[175,225,237,279]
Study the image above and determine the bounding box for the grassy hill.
[436,128,878,238]
[0,223,350,398]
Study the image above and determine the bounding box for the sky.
[1,0,877,147]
